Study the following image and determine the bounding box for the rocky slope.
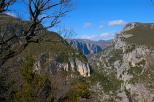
[67,39,111,56]
[89,22,154,102]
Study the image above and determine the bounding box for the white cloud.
[108,20,126,26]
[83,22,92,28]
[80,34,97,40]
[79,32,116,40]
[100,33,115,40]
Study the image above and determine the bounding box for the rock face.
[67,39,111,56]
[90,22,154,102]
[34,53,90,77]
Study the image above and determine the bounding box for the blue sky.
[8,0,154,40]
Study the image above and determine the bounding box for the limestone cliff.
[34,53,90,77]
[90,22,154,102]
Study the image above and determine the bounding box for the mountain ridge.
[89,22,154,102]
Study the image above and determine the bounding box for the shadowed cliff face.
[89,22,154,102]
[67,39,111,56]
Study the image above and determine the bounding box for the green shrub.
[65,78,91,101]
[14,56,52,102]
[90,71,122,93]
[20,56,34,84]
[109,49,123,64]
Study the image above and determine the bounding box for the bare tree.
[0,0,72,43]
[0,0,72,66]
[0,0,16,13]
[24,0,71,41]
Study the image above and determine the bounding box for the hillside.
[0,14,97,102]
[67,39,111,56]
[89,22,154,102]
[122,22,154,48]
[0,14,90,76]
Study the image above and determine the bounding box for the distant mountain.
[67,39,112,56]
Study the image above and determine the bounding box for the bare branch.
[24,0,72,41]
[0,0,16,13]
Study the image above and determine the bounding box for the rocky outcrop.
[90,22,154,102]
[34,53,90,77]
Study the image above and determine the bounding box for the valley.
[0,0,154,102]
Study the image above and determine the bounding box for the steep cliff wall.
[90,22,154,102]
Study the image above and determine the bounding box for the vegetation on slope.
[123,23,154,48]
[0,14,91,102]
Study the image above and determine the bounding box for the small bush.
[14,56,53,102]
[65,78,91,101]
[90,71,122,93]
